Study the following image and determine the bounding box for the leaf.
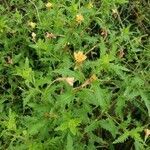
[7,109,16,131]
[22,88,38,106]
[77,89,98,105]
[55,118,81,135]
[113,131,129,144]
[134,140,145,150]
[14,57,34,83]
[68,119,81,135]
[115,96,126,118]
[110,63,129,79]
[55,122,68,132]
[90,132,107,145]
[118,114,131,129]
[66,134,74,150]
[113,127,144,144]
[140,91,150,117]
[99,118,118,138]
[85,120,99,132]
[130,127,144,143]
[44,137,61,148]
[28,120,46,135]
[29,39,49,51]
[58,91,74,106]
[115,0,128,4]
[91,83,110,111]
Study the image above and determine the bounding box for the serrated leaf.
[28,121,45,135]
[85,120,99,132]
[134,140,145,150]
[7,109,16,131]
[55,122,68,132]
[99,118,118,138]
[113,127,144,144]
[91,83,110,111]
[55,118,81,135]
[68,119,81,135]
[115,96,126,118]
[140,91,150,117]
[113,131,129,144]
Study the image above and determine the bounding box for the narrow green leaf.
[66,134,74,150]
[140,91,150,117]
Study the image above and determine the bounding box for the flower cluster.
[76,14,84,24]
[74,51,87,64]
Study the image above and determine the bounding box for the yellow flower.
[74,51,87,63]
[28,21,36,29]
[76,14,84,24]
[87,2,93,9]
[45,2,53,9]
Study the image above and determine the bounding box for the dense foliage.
[0,0,150,149]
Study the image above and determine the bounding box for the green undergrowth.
[0,0,150,149]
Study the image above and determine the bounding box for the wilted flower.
[112,8,118,14]
[45,2,53,9]
[112,8,118,18]
[80,74,97,88]
[74,51,87,64]
[28,21,36,29]
[31,32,36,41]
[144,129,150,141]
[65,77,75,86]
[118,49,125,58]
[46,32,56,39]
[6,56,13,64]
[56,77,75,86]
[76,14,84,24]
[101,28,108,39]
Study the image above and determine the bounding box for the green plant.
[0,0,150,149]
